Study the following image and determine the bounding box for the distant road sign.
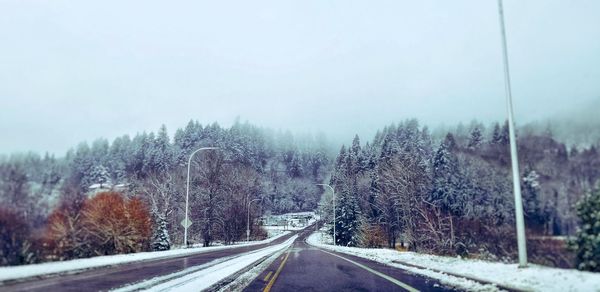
[181,217,193,228]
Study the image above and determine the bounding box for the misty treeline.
[0,120,332,266]
[322,119,600,268]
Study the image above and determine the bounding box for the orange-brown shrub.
[359,223,387,248]
[81,192,152,255]
[44,192,152,259]
[44,203,89,260]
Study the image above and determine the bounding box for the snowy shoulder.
[306,232,600,292]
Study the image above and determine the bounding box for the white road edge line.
[318,249,420,292]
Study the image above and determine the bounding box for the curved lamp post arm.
[316,183,336,246]
[247,198,263,242]
[184,147,218,248]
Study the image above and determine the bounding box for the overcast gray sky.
[1,0,599,155]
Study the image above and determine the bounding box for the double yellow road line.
[263,252,290,292]
[261,246,419,292]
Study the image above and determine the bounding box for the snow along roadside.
[114,235,298,292]
[0,231,291,283]
[214,245,290,292]
[306,231,600,292]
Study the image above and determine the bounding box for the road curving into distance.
[244,227,456,292]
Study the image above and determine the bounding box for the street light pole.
[315,206,319,232]
[316,184,335,246]
[247,198,262,242]
[184,147,218,248]
[497,0,527,267]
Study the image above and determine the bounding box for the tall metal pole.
[247,198,262,242]
[317,184,336,246]
[184,147,218,248]
[497,0,527,267]
[315,207,319,232]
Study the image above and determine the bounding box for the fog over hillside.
[499,98,600,149]
[530,97,600,147]
[2,1,600,155]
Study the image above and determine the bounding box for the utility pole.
[497,0,527,267]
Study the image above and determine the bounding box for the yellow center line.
[319,249,420,292]
[263,251,290,292]
[263,271,273,282]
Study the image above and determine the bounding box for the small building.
[87,183,113,196]
[87,182,129,197]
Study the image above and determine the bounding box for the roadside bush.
[529,237,574,268]
[459,221,517,261]
[253,226,268,241]
[82,192,152,255]
[0,207,38,266]
[44,201,90,260]
[44,192,152,259]
[358,222,386,248]
[569,187,600,272]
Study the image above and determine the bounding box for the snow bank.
[215,246,289,292]
[116,235,298,291]
[0,231,290,283]
[306,232,600,292]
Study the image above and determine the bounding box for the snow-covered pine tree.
[108,135,130,183]
[420,126,434,164]
[491,122,502,145]
[522,169,544,227]
[71,142,94,190]
[41,153,61,187]
[500,121,510,146]
[467,127,483,150]
[330,146,347,186]
[361,142,377,171]
[288,153,303,178]
[91,139,110,166]
[173,120,202,166]
[349,135,365,174]
[151,215,171,251]
[126,133,146,178]
[139,132,156,176]
[401,119,420,153]
[309,150,327,179]
[89,165,112,188]
[379,131,400,164]
[569,187,600,272]
[140,125,173,177]
[430,133,463,215]
[152,125,173,173]
[333,185,362,246]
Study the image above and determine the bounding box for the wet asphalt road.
[244,228,456,292]
[3,228,462,292]
[0,233,295,292]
